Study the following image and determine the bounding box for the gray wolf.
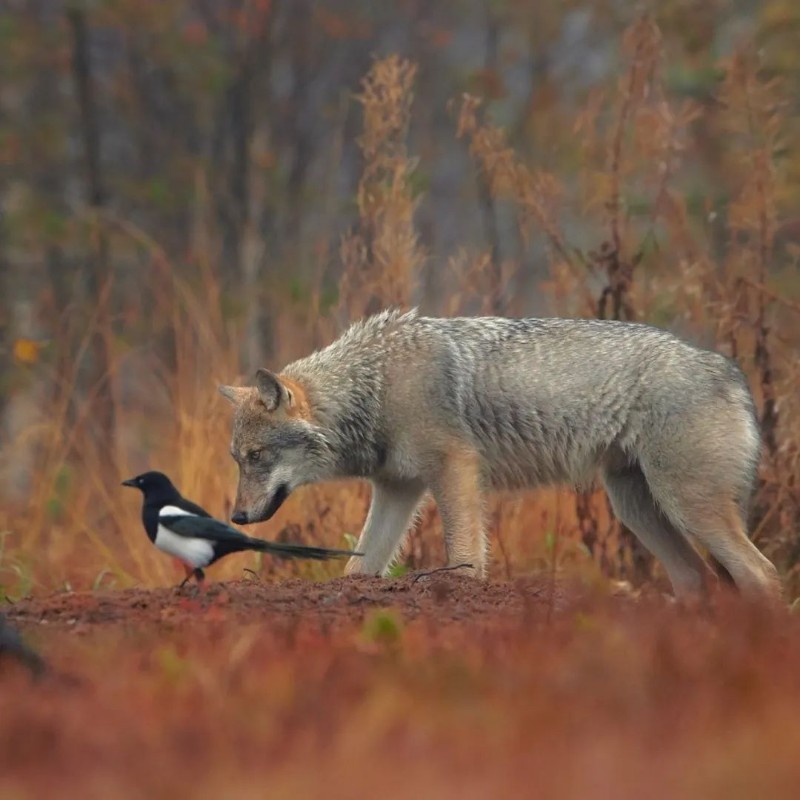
[218,308,781,603]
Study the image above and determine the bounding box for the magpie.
[122,471,360,588]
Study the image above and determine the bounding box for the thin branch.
[411,564,474,584]
[739,277,800,316]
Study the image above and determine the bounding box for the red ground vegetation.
[2,575,800,799]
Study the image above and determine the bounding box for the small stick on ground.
[411,564,474,584]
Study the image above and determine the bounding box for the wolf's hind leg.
[429,445,487,578]
[345,479,426,576]
[658,493,782,605]
[642,454,782,605]
[602,464,712,598]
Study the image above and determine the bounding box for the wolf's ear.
[254,368,284,411]
[218,385,249,405]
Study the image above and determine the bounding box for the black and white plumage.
[122,471,359,587]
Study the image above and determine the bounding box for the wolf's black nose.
[231,511,248,525]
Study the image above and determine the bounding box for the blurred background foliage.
[1,0,799,596]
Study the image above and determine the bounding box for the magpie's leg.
[193,568,205,588]
[177,564,195,591]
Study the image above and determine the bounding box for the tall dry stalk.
[456,93,570,268]
[580,15,664,584]
[719,50,782,456]
[339,55,424,316]
[713,49,800,592]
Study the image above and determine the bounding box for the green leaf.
[387,563,409,578]
[361,608,403,646]
[342,532,359,550]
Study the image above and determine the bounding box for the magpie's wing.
[160,514,249,544]
[172,497,212,518]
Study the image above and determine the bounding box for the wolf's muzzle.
[263,483,290,520]
[234,484,290,525]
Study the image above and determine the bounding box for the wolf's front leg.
[429,445,487,578]
[345,479,426,576]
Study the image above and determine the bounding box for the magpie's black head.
[121,471,180,503]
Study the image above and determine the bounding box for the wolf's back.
[285,310,758,489]
[382,313,756,489]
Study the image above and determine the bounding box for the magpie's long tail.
[245,537,361,561]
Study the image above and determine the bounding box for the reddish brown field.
[2,575,800,800]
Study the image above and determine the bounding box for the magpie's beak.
[121,478,138,488]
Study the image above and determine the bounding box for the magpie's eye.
[248,449,262,463]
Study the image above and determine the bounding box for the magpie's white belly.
[154,526,215,568]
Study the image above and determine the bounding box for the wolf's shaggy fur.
[220,309,781,602]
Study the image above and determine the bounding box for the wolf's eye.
[247,449,262,463]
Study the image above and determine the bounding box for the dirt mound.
[7,572,576,629]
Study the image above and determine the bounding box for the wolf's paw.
[344,555,364,576]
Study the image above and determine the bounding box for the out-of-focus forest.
[1,0,799,596]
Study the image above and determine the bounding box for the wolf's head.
[218,369,331,525]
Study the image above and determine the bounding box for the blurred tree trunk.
[0,210,10,423]
[478,3,502,313]
[32,51,78,411]
[67,6,116,459]
[228,9,275,368]
[286,0,312,249]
